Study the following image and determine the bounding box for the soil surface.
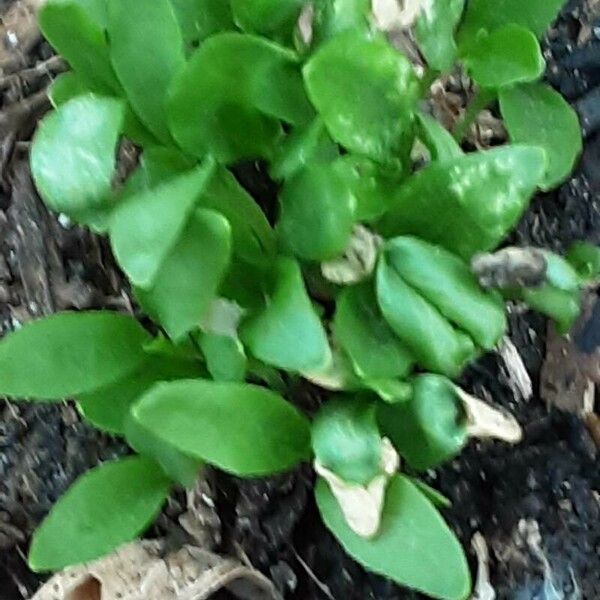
[2,1,600,599]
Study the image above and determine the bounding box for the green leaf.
[28,456,170,571]
[199,166,276,264]
[278,162,355,261]
[459,0,564,40]
[333,155,398,222]
[109,162,215,289]
[141,146,197,186]
[378,374,468,470]
[384,237,506,350]
[132,379,311,476]
[521,285,581,334]
[312,0,371,45]
[78,355,203,434]
[376,256,475,377]
[543,251,581,292]
[198,331,247,382]
[415,113,463,162]
[461,24,545,89]
[39,0,120,93]
[303,31,420,163]
[241,257,330,372]
[270,119,339,181]
[499,83,582,190]
[31,95,123,216]
[125,417,202,488]
[47,72,89,108]
[377,145,547,259]
[231,0,304,37]
[414,0,465,72]
[316,474,471,600]
[566,242,600,281]
[107,0,185,143]
[170,0,234,50]
[333,283,414,380]
[136,209,232,340]
[409,478,452,509]
[0,312,151,400]
[168,33,312,163]
[312,398,382,485]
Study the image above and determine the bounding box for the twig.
[0,55,66,92]
[290,546,337,600]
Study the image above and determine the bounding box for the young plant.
[0,0,595,597]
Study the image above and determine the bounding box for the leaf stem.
[452,89,496,142]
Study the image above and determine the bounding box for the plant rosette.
[2,1,596,598]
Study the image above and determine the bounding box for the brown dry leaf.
[33,541,283,600]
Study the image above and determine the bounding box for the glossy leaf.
[333,156,397,222]
[198,331,247,382]
[132,379,311,476]
[543,251,581,292]
[125,417,202,488]
[28,456,170,571]
[109,162,215,289]
[0,312,151,400]
[47,72,89,108]
[241,257,330,372]
[108,0,185,143]
[376,256,475,377]
[566,242,600,280]
[270,119,338,181]
[415,0,465,72]
[168,33,312,163]
[461,25,545,89]
[499,83,582,190]
[378,375,468,470]
[170,0,234,49]
[78,355,203,434]
[377,145,547,259]
[312,0,371,45]
[522,285,581,334]
[31,95,123,216]
[333,283,414,380]
[316,474,471,599]
[231,0,304,37]
[303,31,420,162]
[415,113,462,162]
[199,166,276,264]
[312,398,382,485]
[39,0,120,93]
[460,0,565,40]
[278,162,355,260]
[136,209,232,340]
[384,237,506,350]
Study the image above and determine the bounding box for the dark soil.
[1,1,600,599]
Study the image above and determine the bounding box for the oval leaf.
[28,456,171,571]
[78,355,203,434]
[240,257,331,372]
[333,283,414,380]
[415,0,465,72]
[499,82,582,190]
[168,33,312,163]
[170,0,234,50]
[39,0,120,93]
[231,0,304,37]
[109,162,215,289]
[31,94,124,216]
[316,474,471,600]
[415,113,462,162]
[303,31,420,163]
[135,209,232,340]
[0,312,151,400]
[459,0,565,40]
[312,398,382,485]
[108,0,185,143]
[132,379,311,476]
[278,162,355,261]
[461,24,545,89]
[377,145,546,259]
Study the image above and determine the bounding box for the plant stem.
[452,89,496,142]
